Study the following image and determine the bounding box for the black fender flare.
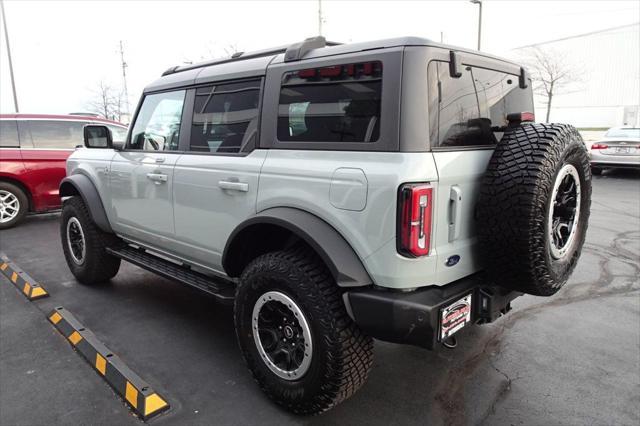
[223,207,372,287]
[59,174,113,233]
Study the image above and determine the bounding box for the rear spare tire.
[478,123,591,296]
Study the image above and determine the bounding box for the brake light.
[591,143,608,150]
[398,184,433,257]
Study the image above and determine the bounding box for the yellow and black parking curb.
[48,307,169,421]
[0,253,49,300]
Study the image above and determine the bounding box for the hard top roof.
[144,36,522,93]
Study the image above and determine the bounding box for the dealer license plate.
[440,293,473,340]
[616,147,630,154]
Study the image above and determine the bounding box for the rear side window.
[428,61,533,148]
[0,120,19,147]
[190,79,261,153]
[278,61,382,143]
[29,120,85,149]
[129,90,185,151]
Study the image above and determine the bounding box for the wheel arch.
[223,207,372,287]
[59,174,113,233]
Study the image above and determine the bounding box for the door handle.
[218,180,249,192]
[155,157,166,163]
[448,185,462,242]
[146,173,168,184]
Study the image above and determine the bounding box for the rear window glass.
[278,62,382,143]
[190,79,261,153]
[428,61,533,148]
[29,120,85,149]
[0,120,19,147]
[605,128,640,138]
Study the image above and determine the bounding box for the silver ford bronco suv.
[60,37,591,414]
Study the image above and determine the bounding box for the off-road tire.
[0,181,28,230]
[478,123,591,296]
[234,246,374,415]
[60,196,121,284]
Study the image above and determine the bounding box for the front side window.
[0,120,19,147]
[428,61,533,148]
[190,80,261,153]
[29,120,85,149]
[129,90,185,151]
[278,61,382,143]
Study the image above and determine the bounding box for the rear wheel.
[234,246,374,414]
[0,182,28,229]
[60,196,121,284]
[478,123,591,296]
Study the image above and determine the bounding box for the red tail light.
[591,143,608,150]
[398,184,433,257]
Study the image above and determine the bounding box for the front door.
[109,89,186,249]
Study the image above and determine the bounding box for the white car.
[590,127,640,174]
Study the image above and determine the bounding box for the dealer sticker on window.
[440,293,473,341]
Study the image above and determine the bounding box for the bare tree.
[520,46,581,123]
[86,81,124,121]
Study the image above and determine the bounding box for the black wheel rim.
[549,164,581,259]
[252,291,312,380]
[66,217,86,264]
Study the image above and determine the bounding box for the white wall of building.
[513,23,639,128]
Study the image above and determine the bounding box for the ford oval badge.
[445,255,460,267]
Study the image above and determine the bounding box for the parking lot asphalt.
[0,169,638,426]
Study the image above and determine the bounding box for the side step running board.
[106,246,235,304]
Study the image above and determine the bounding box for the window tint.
[0,120,19,147]
[129,90,185,151]
[428,61,533,148]
[278,62,382,143]
[29,120,85,149]
[190,80,260,153]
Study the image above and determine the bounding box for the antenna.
[119,40,130,118]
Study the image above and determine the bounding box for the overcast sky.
[1,0,638,116]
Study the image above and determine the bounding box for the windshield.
[605,128,640,138]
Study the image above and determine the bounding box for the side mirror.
[83,125,112,148]
[112,140,125,150]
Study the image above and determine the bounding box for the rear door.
[428,57,533,285]
[109,90,186,248]
[171,79,265,271]
[20,119,83,210]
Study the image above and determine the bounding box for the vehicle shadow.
[593,168,640,179]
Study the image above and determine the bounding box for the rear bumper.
[344,275,521,349]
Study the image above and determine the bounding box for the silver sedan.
[589,127,640,175]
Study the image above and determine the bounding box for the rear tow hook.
[443,336,458,349]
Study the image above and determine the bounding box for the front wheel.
[60,197,121,284]
[234,247,374,415]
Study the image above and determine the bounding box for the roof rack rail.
[284,36,340,62]
[161,36,341,77]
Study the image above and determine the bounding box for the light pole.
[470,0,482,51]
[0,0,19,112]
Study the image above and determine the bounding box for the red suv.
[0,114,127,229]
